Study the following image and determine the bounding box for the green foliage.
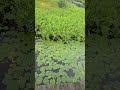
[35,41,85,85]
[1,0,35,89]
[35,1,85,42]
[86,0,120,38]
[35,0,85,85]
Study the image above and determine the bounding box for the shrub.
[58,0,67,8]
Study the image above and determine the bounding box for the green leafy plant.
[35,0,85,42]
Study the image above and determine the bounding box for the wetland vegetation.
[35,0,85,85]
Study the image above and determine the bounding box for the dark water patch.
[35,50,40,60]
[35,62,38,70]
[52,68,60,73]
[48,77,52,81]
[49,34,58,41]
[41,75,48,85]
[57,61,65,65]
[36,69,41,74]
[35,62,49,72]
[52,58,65,65]
[64,69,75,77]
[59,75,63,78]
[54,77,57,83]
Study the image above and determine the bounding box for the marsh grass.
[35,0,85,42]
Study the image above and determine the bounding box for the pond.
[35,40,85,85]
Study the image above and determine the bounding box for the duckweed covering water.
[35,40,85,85]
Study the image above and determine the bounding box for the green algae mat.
[35,40,85,85]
